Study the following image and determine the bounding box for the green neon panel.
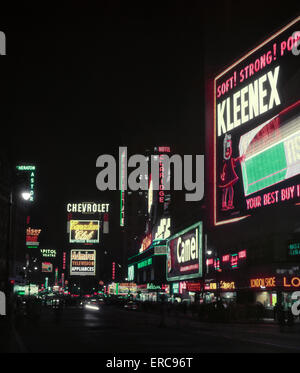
[243,142,287,195]
[137,257,152,269]
[16,165,35,170]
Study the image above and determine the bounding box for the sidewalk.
[173,307,300,324]
[137,307,300,328]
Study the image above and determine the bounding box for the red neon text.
[250,277,276,288]
[283,277,300,287]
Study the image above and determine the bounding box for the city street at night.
[9,303,300,353]
[0,1,300,363]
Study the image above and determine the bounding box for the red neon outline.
[213,16,300,226]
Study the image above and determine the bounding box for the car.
[82,298,102,311]
[124,301,138,310]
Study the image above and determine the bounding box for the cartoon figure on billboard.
[219,134,245,211]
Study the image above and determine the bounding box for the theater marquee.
[214,17,300,225]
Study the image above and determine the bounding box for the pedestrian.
[277,304,285,332]
[287,307,294,328]
[273,302,278,321]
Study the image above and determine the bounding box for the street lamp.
[6,187,31,305]
[21,191,31,201]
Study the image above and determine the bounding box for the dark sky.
[0,2,299,260]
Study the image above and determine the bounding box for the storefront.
[201,269,300,318]
[203,279,237,305]
[136,283,170,302]
[169,281,202,304]
[108,282,137,297]
[248,274,300,314]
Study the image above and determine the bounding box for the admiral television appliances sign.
[167,221,202,281]
[213,17,300,225]
[70,250,96,276]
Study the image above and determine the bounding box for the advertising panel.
[69,220,100,243]
[167,221,202,281]
[214,17,300,225]
[66,202,109,213]
[42,262,53,273]
[128,265,135,281]
[40,249,56,258]
[152,217,171,240]
[139,233,152,253]
[120,149,126,227]
[287,237,300,260]
[70,250,96,276]
[26,227,41,247]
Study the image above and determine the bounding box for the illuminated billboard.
[213,17,300,225]
[120,149,126,227]
[152,217,171,240]
[128,265,135,281]
[40,249,56,258]
[69,220,100,243]
[42,262,53,273]
[66,202,109,213]
[70,250,96,276]
[167,221,202,281]
[139,233,152,253]
[26,227,41,247]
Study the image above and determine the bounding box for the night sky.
[0,2,299,262]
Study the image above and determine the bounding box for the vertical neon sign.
[120,150,126,227]
[62,252,66,270]
[55,268,58,286]
[112,262,115,280]
[16,165,36,202]
[159,154,165,204]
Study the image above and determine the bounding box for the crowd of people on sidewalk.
[130,297,300,328]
